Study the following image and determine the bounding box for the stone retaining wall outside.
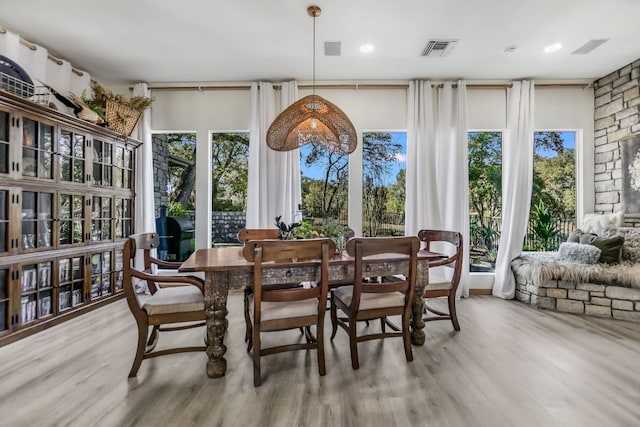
[515,278,640,323]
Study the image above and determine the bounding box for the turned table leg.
[205,271,229,378]
[410,261,428,346]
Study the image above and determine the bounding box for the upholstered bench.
[511,226,640,323]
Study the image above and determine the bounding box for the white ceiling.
[1,0,639,84]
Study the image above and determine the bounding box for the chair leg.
[253,325,261,387]
[348,319,360,370]
[146,325,159,352]
[243,288,251,342]
[330,296,338,340]
[317,317,326,376]
[402,313,413,362]
[380,317,386,333]
[129,320,149,378]
[448,293,460,331]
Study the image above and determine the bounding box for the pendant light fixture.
[266,5,357,154]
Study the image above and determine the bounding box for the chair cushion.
[249,295,318,321]
[143,286,204,316]
[425,271,453,291]
[333,286,405,310]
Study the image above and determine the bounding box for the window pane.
[468,131,502,272]
[526,131,577,251]
[361,131,406,237]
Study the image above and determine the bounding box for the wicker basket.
[106,100,142,137]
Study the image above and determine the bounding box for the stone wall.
[151,133,169,217]
[514,278,640,323]
[593,59,640,227]
[212,211,246,244]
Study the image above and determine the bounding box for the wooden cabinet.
[0,91,139,346]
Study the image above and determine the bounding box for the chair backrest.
[345,236,420,312]
[417,229,463,290]
[237,228,280,243]
[243,238,334,317]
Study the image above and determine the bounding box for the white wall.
[149,84,595,285]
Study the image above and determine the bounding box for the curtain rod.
[0,26,84,76]
[148,82,591,91]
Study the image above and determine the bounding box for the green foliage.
[168,201,187,217]
[212,133,249,211]
[275,216,300,240]
[529,200,560,251]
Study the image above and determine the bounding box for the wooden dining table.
[180,245,442,378]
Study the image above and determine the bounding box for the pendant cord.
[312,14,316,96]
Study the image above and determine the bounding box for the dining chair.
[330,236,419,370]
[237,228,283,343]
[243,238,334,387]
[123,232,206,378]
[418,229,463,331]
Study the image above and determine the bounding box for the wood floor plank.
[0,293,639,426]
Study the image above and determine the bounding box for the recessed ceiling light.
[544,43,562,53]
[360,44,374,53]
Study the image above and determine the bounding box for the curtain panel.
[492,81,535,299]
[405,80,470,297]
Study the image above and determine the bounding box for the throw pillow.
[582,211,624,234]
[567,229,598,244]
[557,242,602,264]
[589,235,624,264]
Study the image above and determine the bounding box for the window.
[527,131,576,251]
[468,131,502,272]
[361,131,406,236]
[300,143,349,226]
[211,132,249,211]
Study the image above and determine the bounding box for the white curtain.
[405,80,470,297]
[493,81,535,299]
[133,83,156,234]
[246,81,301,228]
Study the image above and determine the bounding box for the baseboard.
[469,288,492,295]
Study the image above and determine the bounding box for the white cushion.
[582,211,624,234]
[143,286,204,315]
[333,285,405,310]
[249,295,318,321]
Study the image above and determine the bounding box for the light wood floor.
[1,293,639,427]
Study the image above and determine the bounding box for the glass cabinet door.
[92,139,113,186]
[0,189,8,253]
[58,256,84,311]
[113,145,134,189]
[0,267,9,332]
[22,118,54,179]
[91,196,112,242]
[20,261,53,323]
[59,193,85,246]
[90,251,112,299]
[22,191,53,250]
[0,111,9,175]
[115,198,132,239]
[59,130,85,183]
[114,248,124,292]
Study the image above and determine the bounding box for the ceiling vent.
[324,42,341,56]
[420,39,458,57]
[571,39,608,55]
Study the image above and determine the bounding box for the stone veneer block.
[591,297,612,307]
[585,304,612,318]
[557,299,584,314]
[527,284,546,296]
[568,289,590,301]
[515,290,530,304]
[576,283,606,292]
[558,281,576,290]
[546,288,568,299]
[606,287,640,301]
[613,310,640,322]
[612,300,634,311]
[590,291,605,297]
[531,295,555,310]
[637,302,640,311]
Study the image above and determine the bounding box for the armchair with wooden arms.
[123,233,206,378]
